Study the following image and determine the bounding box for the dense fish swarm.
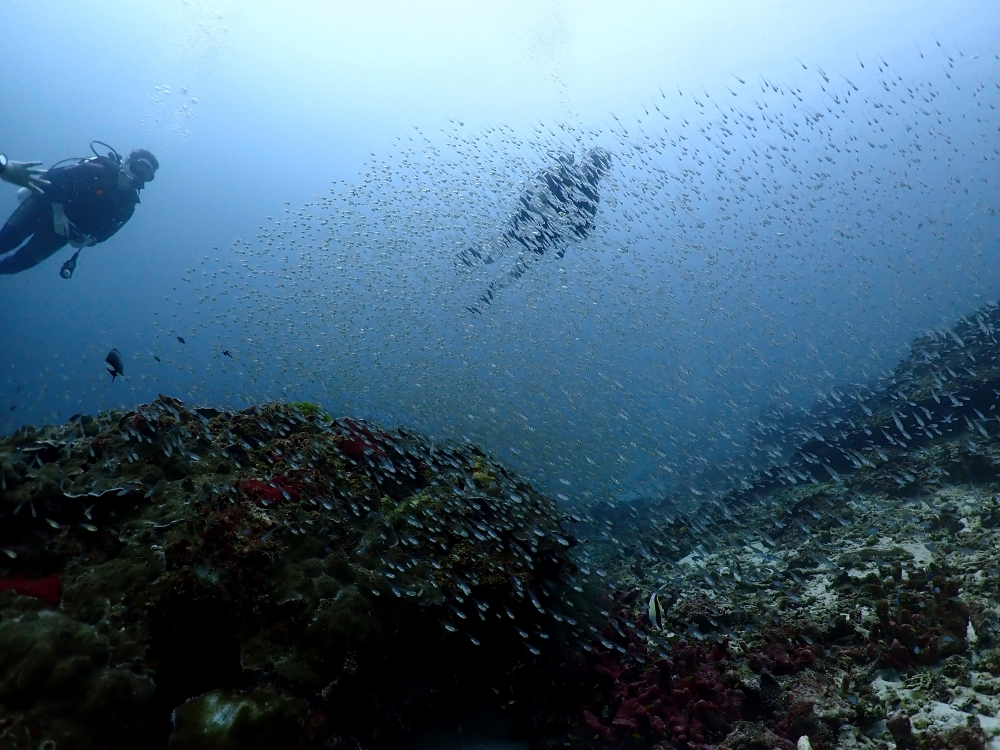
[3,39,1000,750]
[4,48,998,514]
[191,46,999,505]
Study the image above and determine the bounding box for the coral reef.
[0,398,590,749]
[578,301,1000,750]
[7,302,1000,750]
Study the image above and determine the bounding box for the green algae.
[288,402,323,419]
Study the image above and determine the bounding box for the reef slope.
[0,399,588,749]
[6,305,1000,750]
[584,302,1000,750]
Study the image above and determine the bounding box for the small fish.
[176,336,186,344]
[105,348,124,382]
[154,355,161,364]
[223,350,233,358]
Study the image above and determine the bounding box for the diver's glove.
[52,202,72,237]
[0,160,49,193]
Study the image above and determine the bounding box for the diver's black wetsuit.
[459,147,612,311]
[0,157,139,275]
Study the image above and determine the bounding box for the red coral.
[612,697,643,732]
[775,700,818,741]
[337,419,387,462]
[748,639,814,675]
[584,710,614,741]
[239,475,300,506]
[0,574,62,606]
[583,638,743,748]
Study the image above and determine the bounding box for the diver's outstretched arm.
[0,157,50,193]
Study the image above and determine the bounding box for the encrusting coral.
[0,397,592,749]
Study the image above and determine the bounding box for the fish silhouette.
[105,348,124,382]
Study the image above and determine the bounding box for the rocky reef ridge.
[0,398,591,749]
[7,303,1000,750]
[581,301,1000,749]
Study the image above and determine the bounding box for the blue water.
[2,0,999,507]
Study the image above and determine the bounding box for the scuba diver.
[458,146,612,312]
[0,142,158,277]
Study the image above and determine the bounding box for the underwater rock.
[9,301,1000,750]
[0,396,591,749]
[167,687,308,750]
[0,574,61,605]
[0,602,156,748]
[571,300,1000,750]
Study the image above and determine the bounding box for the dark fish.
[154,355,161,363]
[176,336,186,344]
[68,413,81,421]
[105,348,124,382]
[222,350,233,358]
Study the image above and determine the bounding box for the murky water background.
[1,0,998,506]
